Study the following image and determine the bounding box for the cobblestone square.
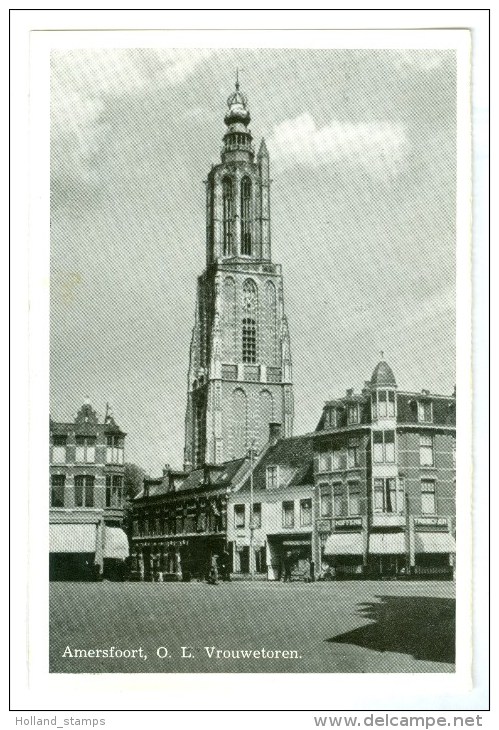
[50,579,455,673]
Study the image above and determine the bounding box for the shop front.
[49,522,101,581]
[267,534,312,581]
[323,526,364,579]
[413,518,455,579]
[180,534,227,581]
[367,530,407,578]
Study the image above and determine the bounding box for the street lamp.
[248,439,256,580]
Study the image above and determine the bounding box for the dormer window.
[326,407,339,428]
[266,465,279,489]
[347,404,359,424]
[418,400,433,423]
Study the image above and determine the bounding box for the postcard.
[10,10,489,718]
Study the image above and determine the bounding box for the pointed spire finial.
[380,350,384,360]
[235,67,240,90]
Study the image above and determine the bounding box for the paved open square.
[50,580,455,673]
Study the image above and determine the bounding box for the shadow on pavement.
[327,594,455,664]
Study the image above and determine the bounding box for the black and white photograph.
[10,9,488,718]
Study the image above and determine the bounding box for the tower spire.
[235,67,240,90]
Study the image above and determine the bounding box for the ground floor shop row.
[49,518,129,580]
[130,522,455,581]
[318,520,455,579]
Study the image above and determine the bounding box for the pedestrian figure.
[283,551,292,582]
[219,549,230,581]
[208,554,219,584]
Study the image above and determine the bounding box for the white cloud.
[266,113,409,179]
[393,50,444,73]
[51,49,217,198]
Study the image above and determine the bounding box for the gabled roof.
[237,434,314,494]
[134,457,247,500]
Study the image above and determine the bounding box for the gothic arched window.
[242,280,258,363]
[242,318,257,363]
[241,177,252,256]
[222,177,234,256]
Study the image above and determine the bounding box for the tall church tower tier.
[184,81,294,469]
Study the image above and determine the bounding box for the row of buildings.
[130,359,456,582]
[49,79,456,581]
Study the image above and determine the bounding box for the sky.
[50,48,456,473]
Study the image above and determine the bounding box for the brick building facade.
[49,400,129,580]
[313,359,456,579]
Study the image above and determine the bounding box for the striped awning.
[50,524,97,553]
[104,527,129,560]
[369,532,406,555]
[415,532,456,554]
[324,532,363,556]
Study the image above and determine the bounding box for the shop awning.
[369,532,405,555]
[415,532,456,554]
[282,539,311,547]
[324,532,363,556]
[104,527,129,560]
[50,524,97,554]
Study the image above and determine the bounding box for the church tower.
[184,79,294,469]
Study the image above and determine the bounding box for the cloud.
[51,49,217,207]
[393,50,444,73]
[266,113,409,179]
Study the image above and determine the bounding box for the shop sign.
[334,518,362,529]
[316,519,331,533]
[414,517,448,528]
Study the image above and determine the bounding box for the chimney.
[268,422,282,445]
